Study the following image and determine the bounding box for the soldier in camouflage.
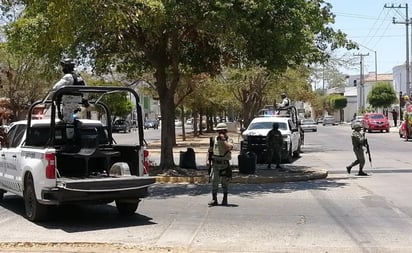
[208,123,234,206]
[346,122,368,176]
[266,122,284,170]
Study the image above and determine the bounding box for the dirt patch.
[149,166,209,177]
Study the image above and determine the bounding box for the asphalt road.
[1,124,412,252]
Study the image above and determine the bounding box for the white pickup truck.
[0,86,155,221]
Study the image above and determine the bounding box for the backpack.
[72,73,86,86]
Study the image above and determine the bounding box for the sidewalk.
[146,131,328,184]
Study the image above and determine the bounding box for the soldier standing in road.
[346,123,368,176]
[266,123,284,170]
[208,123,234,206]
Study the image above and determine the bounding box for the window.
[248,122,287,130]
[8,124,26,148]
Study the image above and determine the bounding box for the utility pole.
[385,3,411,97]
[354,53,369,112]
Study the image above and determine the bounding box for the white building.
[333,72,393,122]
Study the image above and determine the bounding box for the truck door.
[1,124,26,193]
[288,119,299,152]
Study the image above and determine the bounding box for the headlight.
[283,134,291,142]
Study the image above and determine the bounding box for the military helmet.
[214,123,228,131]
[353,122,363,129]
[60,58,75,68]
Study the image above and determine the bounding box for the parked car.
[112,119,131,133]
[322,115,336,126]
[175,119,182,127]
[351,116,364,129]
[300,119,317,132]
[362,113,389,133]
[316,116,324,124]
[144,119,159,129]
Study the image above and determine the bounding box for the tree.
[367,82,397,109]
[4,0,355,170]
[0,44,55,120]
[329,94,347,110]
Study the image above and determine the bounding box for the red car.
[362,113,390,133]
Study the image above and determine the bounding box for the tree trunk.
[159,91,176,169]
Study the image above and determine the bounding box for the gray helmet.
[281,92,287,98]
[353,122,363,129]
[214,123,228,131]
[60,58,75,68]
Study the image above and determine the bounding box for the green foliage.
[86,79,134,119]
[367,82,397,109]
[328,94,347,110]
[3,0,356,169]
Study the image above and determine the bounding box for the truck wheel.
[115,199,139,215]
[285,146,293,163]
[24,174,48,221]
[0,190,5,201]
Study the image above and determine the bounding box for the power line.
[384,3,411,96]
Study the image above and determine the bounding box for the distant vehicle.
[322,115,336,126]
[112,119,131,133]
[300,119,317,132]
[144,119,159,129]
[351,116,364,129]
[363,113,389,133]
[316,116,324,124]
[175,119,182,127]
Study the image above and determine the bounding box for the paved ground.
[146,131,328,184]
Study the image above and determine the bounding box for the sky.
[326,0,411,75]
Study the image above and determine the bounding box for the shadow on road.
[0,196,156,232]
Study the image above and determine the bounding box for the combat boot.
[221,193,228,206]
[208,193,218,206]
[346,166,352,174]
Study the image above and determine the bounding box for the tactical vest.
[72,73,86,86]
[212,137,231,161]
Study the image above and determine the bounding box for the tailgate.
[56,176,155,192]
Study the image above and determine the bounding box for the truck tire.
[0,190,5,201]
[285,145,293,163]
[115,199,139,215]
[24,174,48,221]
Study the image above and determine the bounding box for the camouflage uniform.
[347,123,368,176]
[266,123,283,169]
[209,123,233,206]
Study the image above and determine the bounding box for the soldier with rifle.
[346,122,369,176]
[208,123,234,206]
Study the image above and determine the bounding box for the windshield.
[248,122,287,131]
[302,120,314,124]
[370,114,384,119]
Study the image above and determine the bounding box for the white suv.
[241,116,302,163]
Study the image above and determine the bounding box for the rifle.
[208,137,214,181]
[363,131,373,168]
